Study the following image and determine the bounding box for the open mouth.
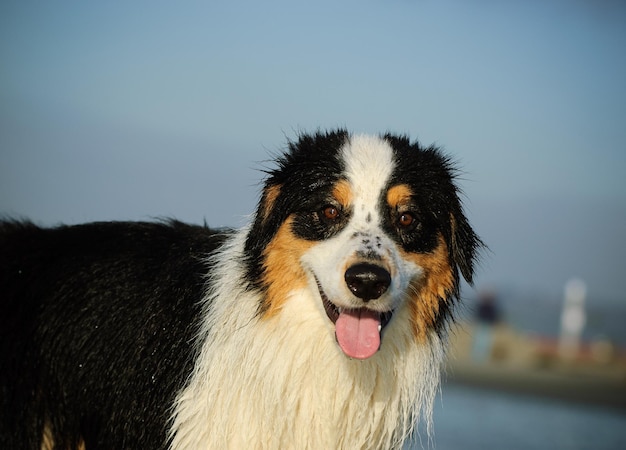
[317,279,393,360]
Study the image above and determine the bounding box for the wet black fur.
[0,220,227,449]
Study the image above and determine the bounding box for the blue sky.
[1,1,625,301]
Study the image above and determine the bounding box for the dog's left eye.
[321,205,340,221]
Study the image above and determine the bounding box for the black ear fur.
[450,210,483,285]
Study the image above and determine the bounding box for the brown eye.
[398,212,415,228]
[322,205,340,221]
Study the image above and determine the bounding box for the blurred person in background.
[472,288,500,362]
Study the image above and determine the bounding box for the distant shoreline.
[444,360,626,411]
[445,321,626,411]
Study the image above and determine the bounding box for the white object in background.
[559,278,587,361]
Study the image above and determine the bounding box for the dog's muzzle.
[318,263,394,360]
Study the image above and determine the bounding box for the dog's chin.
[315,278,393,360]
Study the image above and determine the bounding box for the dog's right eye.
[398,212,415,228]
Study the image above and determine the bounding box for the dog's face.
[244,130,481,359]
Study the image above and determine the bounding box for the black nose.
[344,263,391,301]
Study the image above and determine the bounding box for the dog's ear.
[450,211,482,285]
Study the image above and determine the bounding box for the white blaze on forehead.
[341,135,396,223]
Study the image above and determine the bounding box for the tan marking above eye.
[387,184,413,209]
[332,179,353,209]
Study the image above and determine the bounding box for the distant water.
[408,383,626,450]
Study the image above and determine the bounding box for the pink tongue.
[335,308,382,360]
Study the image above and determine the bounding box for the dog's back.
[0,220,224,449]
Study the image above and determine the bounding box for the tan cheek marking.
[332,179,353,209]
[404,235,455,342]
[260,184,282,224]
[386,184,413,210]
[41,422,54,450]
[261,216,313,318]
[41,423,85,450]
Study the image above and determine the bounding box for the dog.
[0,130,482,449]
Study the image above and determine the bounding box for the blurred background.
[1,1,625,448]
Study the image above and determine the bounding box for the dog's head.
[244,130,482,359]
